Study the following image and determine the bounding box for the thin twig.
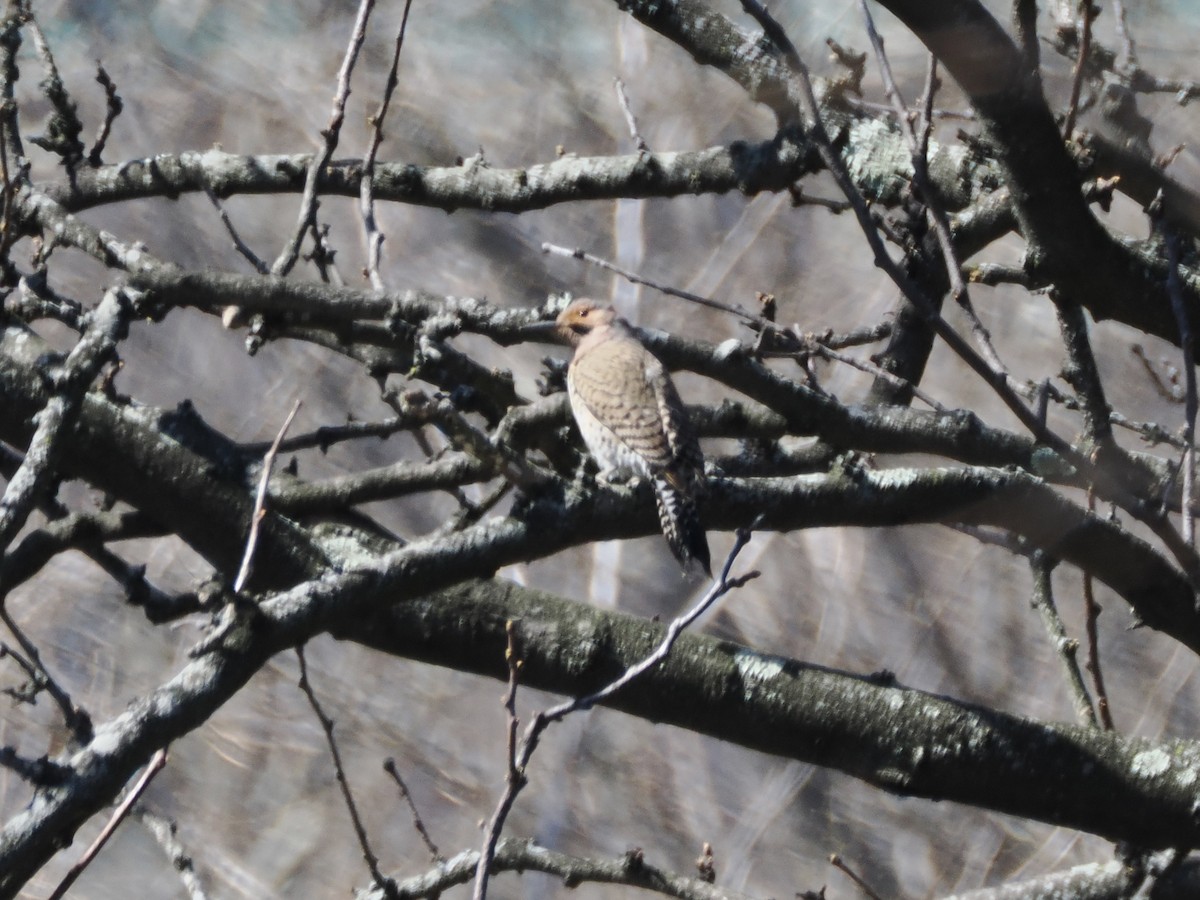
[1063,0,1095,140]
[542,241,762,326]
[271,455,490,515]
[1028,553,1099,728]
[359,837,764,900]
[382,759,441,861]
[1054,293,1113,443]
[1112,0,1136,72]
[86,63,122,166]
[786,183,853,211]
[809,320,893,350]
[296,646,397,897]
[545,531,758,716]
[272,0,375,276]
[967,261,1038,288]
[503,621,520,772]
[472,525,761,900]
[1110,410,1188,452]
[1083,488,1115,730]
[762,342,946,412]
[842,95,975,122]
[830,853,885,900]
[360,0,415,291]
[378,386,545,488]
[233,399,301,593]
[24,10,84,167]
[0,607,91,741]
[241,415,418,454]
[1131,343,1185,403]
[135,808,210,900]
[1163,220,1196,546]
[614,77,649,153]
[0,638,41,703]
[304,219,344,285]
[205,187,268,274]
[472,622,527,900]
[916,54,938,167]
[1128,73,1200,104]
[435,479,513,535]
[47,749,168,900]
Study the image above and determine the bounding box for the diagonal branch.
[0,286,129,552]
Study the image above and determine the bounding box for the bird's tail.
[652,476,711,577]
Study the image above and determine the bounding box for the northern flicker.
[556,298,711,576]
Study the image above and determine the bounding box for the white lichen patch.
[845,118,913,204]
[714,339,743,362]
[198,147,231,168]
[88,725,123,756]
[734,649,785,684]
[570,620,601,655]
[865,467,923,491]
[1131,748,1171,779]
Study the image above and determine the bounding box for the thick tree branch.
[35,143,814,215]
[941,855,1200,900]
[337,581,1200,852]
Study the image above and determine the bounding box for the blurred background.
[4,0,1200,896]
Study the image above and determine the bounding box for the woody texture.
[556,298,711,576]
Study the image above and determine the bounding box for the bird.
[556,298,711,576]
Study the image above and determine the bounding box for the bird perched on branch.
[556,298,711,576]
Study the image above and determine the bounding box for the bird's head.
[556,298,617,345]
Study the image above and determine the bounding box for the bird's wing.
[643,353,704,489]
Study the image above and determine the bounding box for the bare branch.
[382,759,441,861]
[359,0,415,291]
[614,77,650,153]
[135,809,210,900]
[1028,553,1098,728]
[360,837,765,900]
[1062,1,1096,140]
[297,646,397,897]
[86,63,122,167]
[830,853,885,900]
[234,399,301,594]
[272,0,375,276]
[46,749,167,900]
